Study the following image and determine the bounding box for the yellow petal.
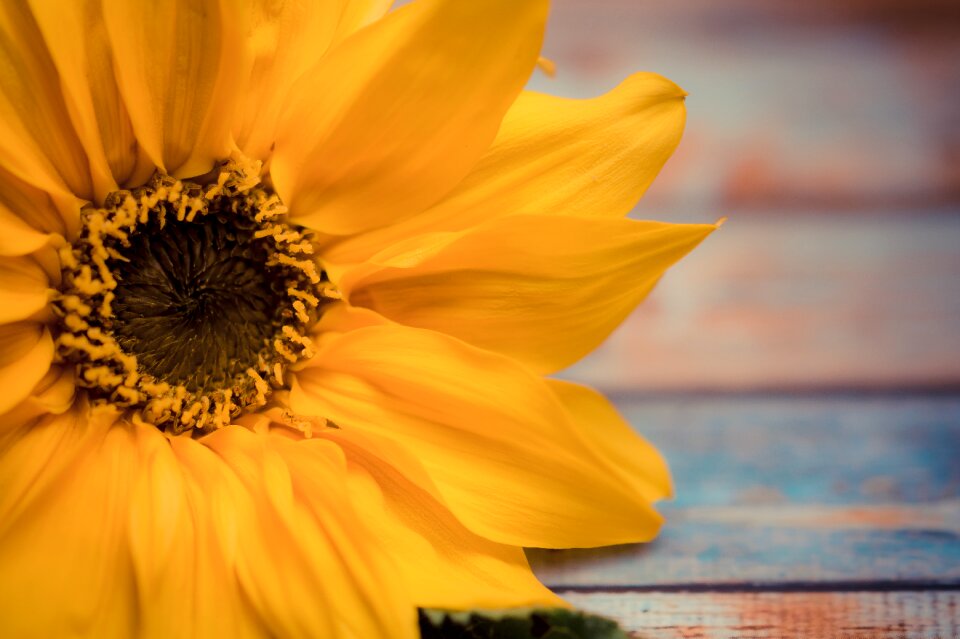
[0,364,75,445]
[290,323,664,549]
[0,410,257,638]
[0,163,77,239]
[0,255,52,324]
[126,428,268,638]
[0,3,93,201]
[0,406,138,637]
[271,0,548,235]
[276,436,420,639]
[548,380,673,503]
[322,72,687,265]
[234,0,394,161]
[312,300,393,342]
[329,428,566,609]
[127,424,189,600]
[336,0,395,37]
[0,412,414,638]
[0,322,54,415]
[201,427,417,639]
[0,203,51,256]
[29,0,150,199]
[432,72,686,221]
[103,0,246,177]
[343,215,716,373]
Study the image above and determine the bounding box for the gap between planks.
[556,580,960,594]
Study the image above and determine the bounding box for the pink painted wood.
[564,591,960,639]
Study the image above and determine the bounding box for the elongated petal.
[0,365,75,454]
[0,322,54,415]
[275,436,419,639]
[324,72,688,264]
[549,380,672,503]
[0,407,138,637]
[272,0,548,235]
[103,0,245,177]
[336,0,395,36]
[126,429,272,638]
[0,205,51,256]
[234,0,393,161]
[202,427,417,639]
[429,72,686,222]
[290,324,665,549]
[0,3,92,202]
[329,428,565,609]
[0,412,266,638]
[0,255,52,324]
[0,164,77,238]
[342,215,716,373]
[29,0,149,199]
[0,410,416,638]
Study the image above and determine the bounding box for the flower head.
[0,0,715,636]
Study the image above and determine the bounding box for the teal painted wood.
[529,396,960,588]
[614,395,960,508]
[530,507,960,587]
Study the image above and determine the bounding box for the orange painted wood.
[562,591,960,639]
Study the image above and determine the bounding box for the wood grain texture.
[531,509,960,588]
[561,591,960,639]
[535,0,960,212]
[529,397,959,635]
[609,396,960,509]
[530,396,960,587]
[559,215,960,392]
[533,0,960,393]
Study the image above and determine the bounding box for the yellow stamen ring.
[54,156,333,434]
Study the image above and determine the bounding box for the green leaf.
[418,607,632,639]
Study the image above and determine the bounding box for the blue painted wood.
[531,516,960,587]
[612,395,960,508]
[529,396,960,588]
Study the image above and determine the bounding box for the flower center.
[55,156,330,434]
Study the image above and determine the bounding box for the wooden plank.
[537,0,960,212]
[611,396,960,508]
[533,0,960,394]
[561,591,960,639]
[529,397,960,587]
[559,214,960,392]
[530,503,960,587]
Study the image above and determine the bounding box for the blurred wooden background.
[520,2,960,636]
[526,0,960,392]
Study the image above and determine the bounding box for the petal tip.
[622,72,688,101]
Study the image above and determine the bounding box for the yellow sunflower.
[0,0,716,637]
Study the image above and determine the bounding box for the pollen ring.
[54,156,330,434]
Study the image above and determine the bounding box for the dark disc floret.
[55,156,330,434]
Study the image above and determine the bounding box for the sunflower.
[0,0,716,637]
